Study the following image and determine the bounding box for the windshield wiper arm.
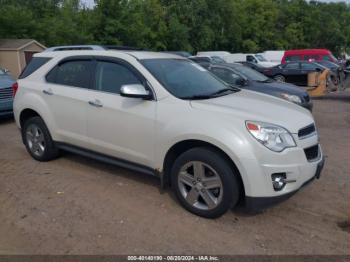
[210,87,240,96]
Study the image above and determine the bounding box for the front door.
[86,58,156,167]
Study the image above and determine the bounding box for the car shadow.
[0,115,14,124]
[61,151,161,189]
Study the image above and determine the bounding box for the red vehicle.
[281,49,338,64]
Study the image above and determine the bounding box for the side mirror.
[235,78,246,86]
[120,84,152,99]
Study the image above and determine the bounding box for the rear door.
[281,62,302,85]
[44,56,94,147]
[86,57,156,167]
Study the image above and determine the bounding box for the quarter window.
[95,61,141,94]
[46,60,93,89]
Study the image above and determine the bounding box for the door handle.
[88,100,103,108]
[43,89,53,95]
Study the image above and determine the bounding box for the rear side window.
[19,57,51,79]
[95,61,141,94]
[301,62,317,70]
[284,62,300,69]
[46,60,93,89]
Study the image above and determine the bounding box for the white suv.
[13,51,325,218]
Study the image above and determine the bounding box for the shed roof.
[0,39,46,51]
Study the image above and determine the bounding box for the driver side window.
[95,61,142,94]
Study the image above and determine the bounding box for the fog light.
[271,173,286,191]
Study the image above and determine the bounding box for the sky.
[80,0,350,8]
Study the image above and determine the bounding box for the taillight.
[12,82,18,97]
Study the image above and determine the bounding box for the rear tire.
[274,74,285,82]
[171,147,240,218]
[22,116,59,161]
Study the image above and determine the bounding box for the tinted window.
[211,68,241,85]
[301,62,318,70]
[285,55,301,62]
[230,64,269,82]
[322,55,330,61]
[19,57,51,79]
[141,59,232,99]
[304,55,319,61]
[247,55,257,63]
[284,63,299,69]
[95,61,141,94]
[47,60,92,89]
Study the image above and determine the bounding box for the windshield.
[255,54,268,62]
[141,59,237,99]
[231,64,270,82]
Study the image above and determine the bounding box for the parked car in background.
[0,68,15,117]
[196,51,231,59]
[162,51,192,58]
[281,49,338,64]
[189,55,226,67]
[225,53,278,67]
[261,61,327,86]
[204,63,312,111]
[258,51,284,63]
[13,50,324,218]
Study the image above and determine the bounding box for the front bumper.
[245,155,325,212]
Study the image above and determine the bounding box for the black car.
[261,61,327,86]
[204,63,313,111]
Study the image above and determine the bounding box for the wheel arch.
[19,108,43,128]
[162,139,246,199]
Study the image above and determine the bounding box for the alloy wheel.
[177,161,223,210]
[26,124,46,157]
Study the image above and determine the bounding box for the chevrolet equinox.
[13,51,325,218]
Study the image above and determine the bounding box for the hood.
[0,75,15,88]
[248,80,308,98]
[190,90,313,134]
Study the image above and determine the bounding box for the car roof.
[284,49,331,55]
[35,50,186,60]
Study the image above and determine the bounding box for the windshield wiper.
[180,94,213,100]
[210,86,240,96]
[181,86,240,100]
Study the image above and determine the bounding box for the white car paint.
[14,50,322,201]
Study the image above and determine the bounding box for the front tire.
[171,147,240,218]
[22,116,59,161]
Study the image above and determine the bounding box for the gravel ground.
[0,91,350,255]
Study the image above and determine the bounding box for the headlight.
[280,93,302,104]
[246,121,296,152]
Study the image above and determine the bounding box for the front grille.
[303,94,310,103]
[304,144,319,161]
[298,124,316,139]
[0,87,13,100]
